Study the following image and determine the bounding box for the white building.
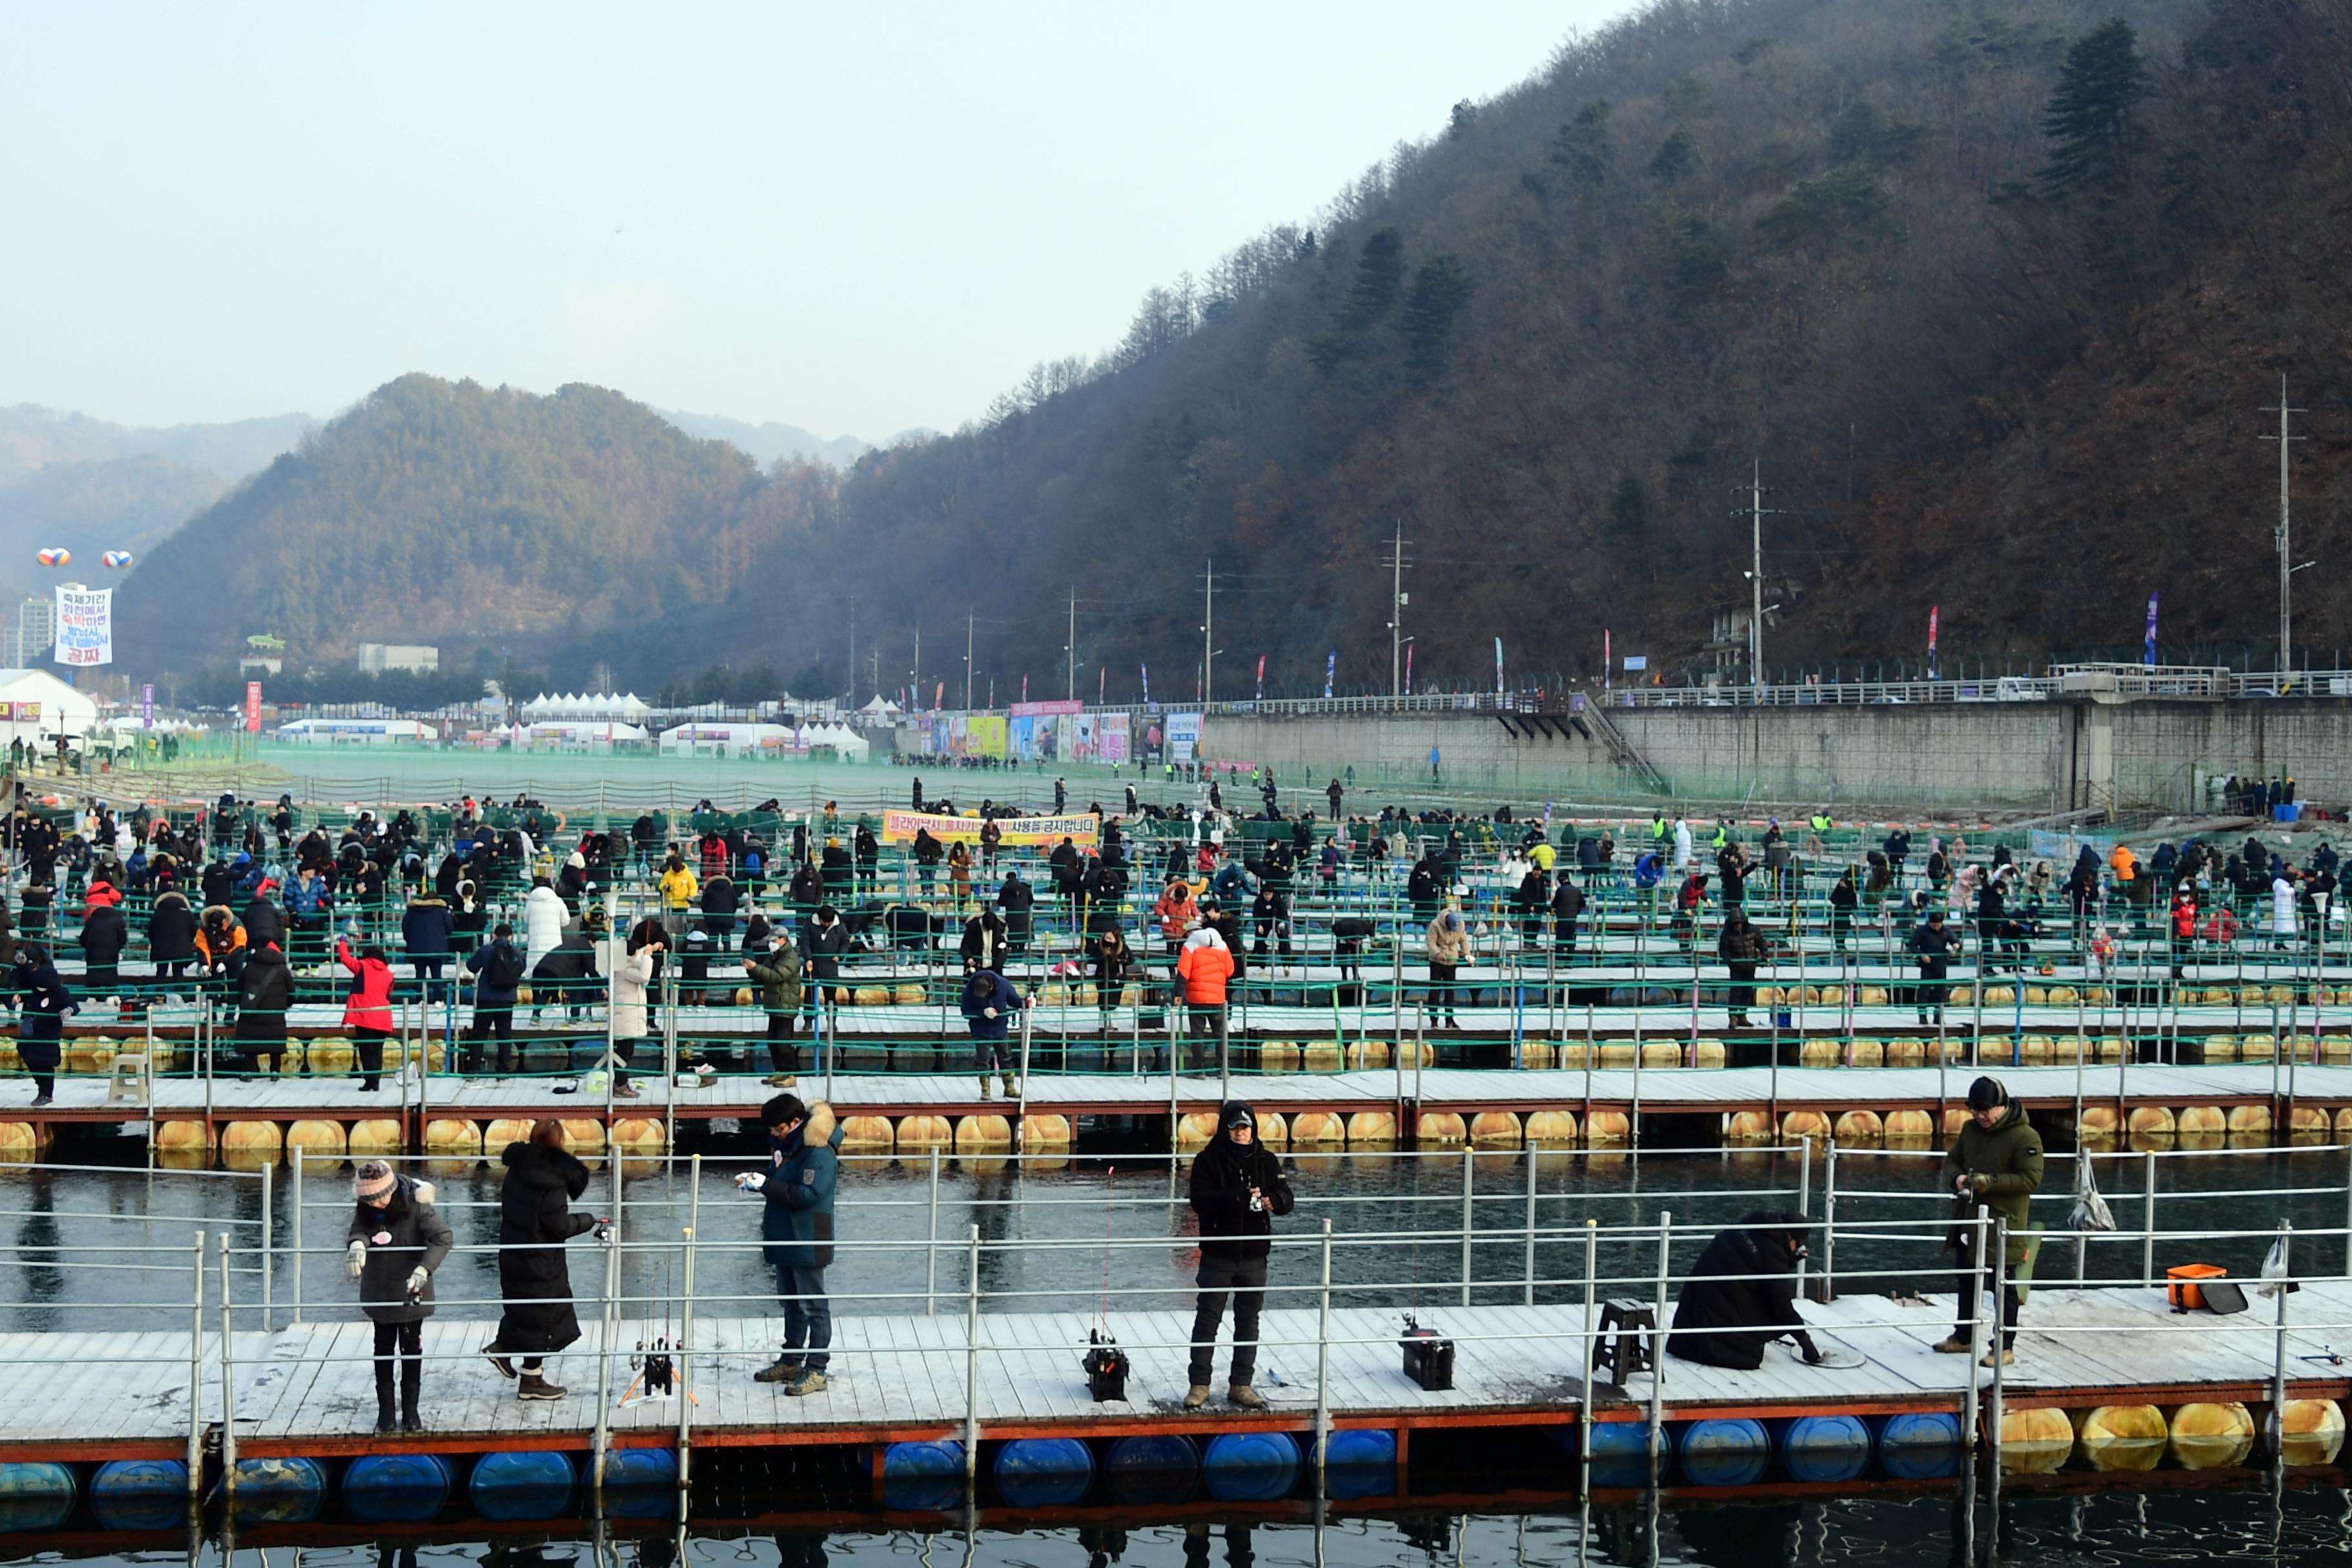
[275,718,438,745]
[357,643,440,674]
[522,692,655,723]
[518,720,651,751]
[0,667,99,745]
[3,598,56,669]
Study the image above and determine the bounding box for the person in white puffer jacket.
[523,875,567,973]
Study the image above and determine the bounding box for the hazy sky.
[3,3,1634,440]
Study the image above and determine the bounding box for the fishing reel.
[632,1337,676,1396]
[1081,1329,1128,1403]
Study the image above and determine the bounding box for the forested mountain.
[0,456,228,607]
[0,404,314,485]
[118,0,2352,696]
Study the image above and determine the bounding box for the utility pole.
[1202,559,1214,707]
[846,595,856,707]
[911,628,921,710]
[2261,375,2304,676]
[964,612,975,712]
[1066,587,1077,703]
[1384,522,1412,699]
[1731,461,1778,690]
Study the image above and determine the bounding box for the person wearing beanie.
[484,1119,601,1402]
[346,1159,453,1432]
[1934,1077,2043,1366]
[740,1093,841,1396]
[1183,1100,1294,1410]
[959,963,1026,1100]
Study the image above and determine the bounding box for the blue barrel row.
[883,1431,1398,1511]
[0,1449,680,1532]
[1574,1412,1965,1487]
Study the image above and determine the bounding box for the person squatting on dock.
[1184,1101,1295,1411]
[483,1119,603,1402]
[1936,1076,2043,1367]
[1665,1210,1825,1370]
[742,1093,841,1396]
[348,1159,453,1433]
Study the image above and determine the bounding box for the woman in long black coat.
[482,1119,600,1400]
[1665,1210,1825,1371]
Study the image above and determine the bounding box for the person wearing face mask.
[1182,1101,1295,1411]
[1667,1210,1825,1370]
[346,1159,454,1433]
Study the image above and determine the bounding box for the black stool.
[1593,1298,1657,1382]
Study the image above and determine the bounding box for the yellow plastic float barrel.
[611,1117,667,1152]
[1582,1110,1630,1145]
[2278,1398,2347,1465]
[1780,1110,1832,1142]
[1175,1112,1220,1150]
[1257,1041,1300,1073]
[0,1122,44,1164]
[2168,1402,2255,1469]
[1726,1110,1776,1142]
[284,1120,348,1161]
[155,1120,216,1157]
[2128,1106,2176,1139]
[220,1121,284,1170]
[1289,1111,1344,1147]
[955,1114,1013,1152]
[1346,1110,1400,1146]
[305,1037,356,1075]
[1416,1111,1467,1147]
[1018,1113,1074,1150]
[836,1115,894,1154]
[424,1119,483,1158]
[1301,1041,1344,1073]
[2177,1106,2226,1137]
[1348,1040,1393,1071]
[2227,1106,2272,1137]
[1524,1110,1579,1146]
[2072,1405,2168,1472]
[896,1115,952,1154]
[1251,1111,1288,1150]
[483,1118,536,1152]
[1885,1108,1936,1142]
[1469,1112,1523,1149]
[1998,1407,2073,1473]
[1832,1110,1883,1144]
[558,1118,607,1154]
[347,1118,403,1157]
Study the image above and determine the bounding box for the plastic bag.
[2068,1152,2115,1233]
[2257,1233,2293,1298]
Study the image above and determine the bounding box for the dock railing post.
[1820,1142,1838,1302]
[1524,1148,1539,1306]
[677,1154,700,1489]
[964,1224,981,1484]
[259,1160,273,1332]
[2342,1143,2352,1279]
[1578,1217,1596,1500]
[1460,1146,1475,1307]
[2268,1219,2293,1454]
[1648,1210,1671,1484]
[926,1148,942,1316]
[1987,1217,2006,1462]
[1796,1135,1813,1297]
[591,1188,621,1494]
[290,1150,304,1324]
[186,1230,205,1498]
[1315,1219,1333,1486]
[2143,1150,2158,1288]
[217,1233,238,1489]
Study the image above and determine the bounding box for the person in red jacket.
[1176,927,1235,1068]
[338,933,398,1092]
[2168,883,2198,979]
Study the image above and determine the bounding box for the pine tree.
[1401,256,1471,383]
[2038,19,2152,199]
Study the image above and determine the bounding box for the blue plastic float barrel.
[1678,1419,1770,1487]
[1778,1415,1872,1483]
[994,1438,1095,1509]
[599,1448,680,1489]
[1877,1411,1965,1480]
[1582,1420,1671,1488]
[1322,1429,1398,1501]
[0,1462,76,1533]
[90,1460,186,1532]
[1202,1432,1298,1502]
[469,1450,577,1522]
[1104,1434,1199,1505]
[343,1453,451,1524]
[228,1456,326,1524]
[880,1440,965,1512]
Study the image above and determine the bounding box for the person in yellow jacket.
[658,852,701,940]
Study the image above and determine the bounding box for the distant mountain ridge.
[654,409,872,470]
[0,404,315,486]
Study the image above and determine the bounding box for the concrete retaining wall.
[1197,700,2352,812]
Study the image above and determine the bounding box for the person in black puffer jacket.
[1184,1101,1295,1410]
[1666,1210,1824,1371]
[483,1121,601,1401]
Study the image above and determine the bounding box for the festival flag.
[1604,629,1612,691]
[1494,637,1504,696]
[1140,663,1150,703]
[1255,654,1265,700]
[1021,674,1028,703]
[1926,605,1941,681]
[2144,592,2159,667]
[1324,650,1336,699]
[1404,643,1413,695]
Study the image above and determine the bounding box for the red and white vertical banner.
[244,681,262,733]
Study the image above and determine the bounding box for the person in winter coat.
[531,910,604,1024]
[2271,867,2302,946]
[284,863,332,971]
[522,876,566,974]
[959,907,1009,975]
[241,889,287,956]
[147,888,198,993]
[483,1121,602,1401]
[1549,875,1586,958]
[1425,908,1471,1027]
[462,923,526,1075]
[1176,926,1234,1055]
[1089,926,1136,1033]
[605,918,664,1099]
[1716,912,1769,1028]
[12,943,77,1104]
[1153,878,1197,954]
[701,869,740,950]
[960,964,1024,1099]
[195,905,247,994]
[1183,1102,1295,1409]
[801,906,847,1030]
[338,935,397,1090]
[403,889,455,1003]
[745,929,805,1086]
[995,870,1034,956]
[347,1161,454,1433]
[1934,1077,2043,1367]
[740,1094,840,1396]
[77,888,129,1006]
[1910,910,1957,1026]
[1667,1211,1825,1371]
[1828,867,1859,955]
[234,941,292,1075]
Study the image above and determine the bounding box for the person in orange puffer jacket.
[1176,926,1235,1064]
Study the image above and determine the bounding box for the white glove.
[983,1006,999,1019]
[404,1266,429,1298]
[346,1240,366,1279]
[735,1171,767,1191]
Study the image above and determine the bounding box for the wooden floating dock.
[10,1284,2352,1466]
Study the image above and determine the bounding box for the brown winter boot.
[518,1371,567,1400]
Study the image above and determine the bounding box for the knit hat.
[1966,1076,2007,1112]
[354,1161,397,1202]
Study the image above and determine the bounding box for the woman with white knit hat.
[347,1160,453,1433]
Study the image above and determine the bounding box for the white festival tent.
[520,692,655,722]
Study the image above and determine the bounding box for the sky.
[1,3,1635,441]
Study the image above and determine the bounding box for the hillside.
[0,404,313,486]
[108,0,2352,696]
[113,376,818,678]
[0,456,228,607]
[654,409,872,471]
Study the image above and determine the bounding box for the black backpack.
[485,943,524,990]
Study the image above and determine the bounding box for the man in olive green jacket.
[1934,1075,2043,1366]
[745,930,807,1086]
